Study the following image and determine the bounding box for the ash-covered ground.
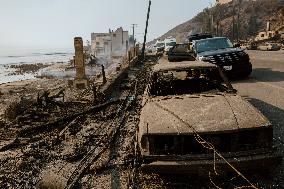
[0,51,284,189]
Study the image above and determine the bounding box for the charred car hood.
[139,94,270,135]
[197,48,243,57]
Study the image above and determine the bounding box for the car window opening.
[150,69,228,96]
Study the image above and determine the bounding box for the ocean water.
[0,51,73,65]
[0,50,74,84]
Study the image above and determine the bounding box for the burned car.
[137,61,281,173]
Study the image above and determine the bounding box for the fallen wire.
[209,171,222,189]
[64,98,130,189]
[64,66,146,189]
[222,94,240,129]
[153,102,259,189]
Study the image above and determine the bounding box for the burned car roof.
[152,61,217,73]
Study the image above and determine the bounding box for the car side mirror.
[234,43,240,48]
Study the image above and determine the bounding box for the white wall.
[111,27,129,57]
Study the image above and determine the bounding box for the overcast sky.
[0,0,215,52]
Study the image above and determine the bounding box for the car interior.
[150,69,229,96]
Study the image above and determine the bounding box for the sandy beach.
[0,64,65,120]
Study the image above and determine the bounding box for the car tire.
[242,62,252,78]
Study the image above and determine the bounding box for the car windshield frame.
[195,38,234,53]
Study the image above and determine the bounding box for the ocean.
[0,50,74,84]
[0,50,74,65]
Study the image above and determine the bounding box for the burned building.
[91,27,129,58]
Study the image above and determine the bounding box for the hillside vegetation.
[150,0,284,44]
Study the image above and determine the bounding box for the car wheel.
[243,62,252,78]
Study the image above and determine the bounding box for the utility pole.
[202,10,206,33]
[232,5,235,41]
[141,0,151,61]
[131,24,137,47]
[237,0,241,42]
[211,11,214,35]
[210,3,214,35]
[215,4,220,36]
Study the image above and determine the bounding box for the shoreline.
[0,56,125,121]
[0,62,69,85]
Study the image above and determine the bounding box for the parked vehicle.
[192,37,252,78]
[154,40,165,55]
[164,37,176,54]
[258,42,281,51]
[137,61,281,173]
[145,45,153,53]
[167,43,195,62]
[247,43,258,50]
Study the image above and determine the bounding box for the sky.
[0,0,215,53]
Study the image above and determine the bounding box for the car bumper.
[223,62,252,78]
[141,149,282,174]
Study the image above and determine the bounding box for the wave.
[0,52,73,65]
[43,53,69,56]
[6,55,25,58]
[1,52,72,58]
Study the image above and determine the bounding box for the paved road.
[158,51,284,187]
[232,50,284,187]
[232,50,284,147]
